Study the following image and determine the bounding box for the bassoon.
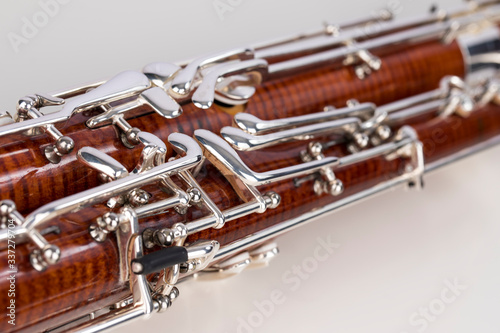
[1,1,500,332]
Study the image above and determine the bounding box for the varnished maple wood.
[0,40,476,332]
[0,40,464,216]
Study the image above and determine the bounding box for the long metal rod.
[134,196,183,218]
[254,1,498,59]
[268,9,500,78]
[44,3,500,103]
[386,99,445,125]
[186,200,262,235]
[213,133,500,263]
[0,134,202,241]
[48,130,500,333]
[379,89,443,115]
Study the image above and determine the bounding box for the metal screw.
[154,228,175,247]
[264,192,281,209]
[55,136,75,155]
[376,125,391,142]
[187,187,202,203]
[0,200,16,216]
[307,142,323,158]
[128,189,150,207]
[328,179,344,196]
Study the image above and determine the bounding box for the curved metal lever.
[132,131,168,174]
[17,93,64,121]
[234,102,376,134]
[86,86,182,128]
[4,133,202,236]
[1,71,151,136]
[77,147,130,182]
[143,62,182,87]
[221,117,361,151]
[141,87,182,119]
[171,47,255,95]
[194,129,339,187]
[214,75,259,105]
[192,59,268,109]
[61,70,151,116]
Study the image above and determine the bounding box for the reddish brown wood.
[0,40,464,215]
[0,40,473,332]
[3,103,500,333]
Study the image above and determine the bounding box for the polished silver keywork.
[2,3,500,333]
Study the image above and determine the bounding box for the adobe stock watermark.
[7,0,72,53]
[6,218,17,326]
[400,278,468,333]
[213,0,244,21]
[355,1,403,38]
[236,235,340,333]
[420,117,462,158]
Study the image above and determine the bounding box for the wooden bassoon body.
[1,2,500,332]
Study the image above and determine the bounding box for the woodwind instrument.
[1,1,500,332]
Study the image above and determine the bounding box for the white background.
[1,1,500,332]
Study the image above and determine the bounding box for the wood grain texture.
[0,40,464,215]
[0,40,473,332]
